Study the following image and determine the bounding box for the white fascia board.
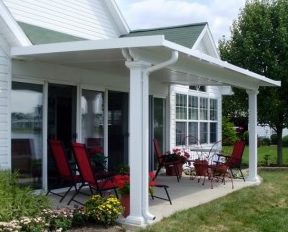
[11,35,165,57]
[104,0,130,35]
[0,0,31,46]
[163,40,281,88]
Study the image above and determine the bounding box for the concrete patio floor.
[49,173,260,224]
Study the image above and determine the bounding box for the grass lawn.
[222,145,288,166]
[142,170,288,232]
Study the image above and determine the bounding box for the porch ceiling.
[11,35,281,90]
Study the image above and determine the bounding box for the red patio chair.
[68,143,118,205]
[213,140,246,181]
[153,139,183,182]
[46,139,83,202]
[209,140,246,189]
[149,172,172,205]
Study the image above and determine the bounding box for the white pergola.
[11,35,280,226]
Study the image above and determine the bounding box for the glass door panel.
[47,84,76,188]
[11,82,43,189]
[108,91,129,171]
[81,90,104,152]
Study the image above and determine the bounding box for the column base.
[125,215,146,227]
[246,175,261,184]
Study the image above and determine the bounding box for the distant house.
[0,0,280,226]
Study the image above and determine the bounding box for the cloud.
[115,0,245,43]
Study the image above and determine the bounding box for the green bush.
[283,135,288,147]
[0,171,49,222]
[243,131,249,145]
[222,118,238,145]
[271,134,278,145]
[258,137,271,146]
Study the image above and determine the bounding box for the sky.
[115,0,246,43]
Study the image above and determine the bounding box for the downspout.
[142,50,179,222]
[123,48,179,222]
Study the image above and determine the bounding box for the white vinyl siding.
[0,35,11,170]
[3,0,121,40]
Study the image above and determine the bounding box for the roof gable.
[18,22,84,45]
[122,23,206,49]
[192,25,220,58]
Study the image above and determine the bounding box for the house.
[0,0,280,226]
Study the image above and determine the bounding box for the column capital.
[125,60,151,70]
[246,89,259,96]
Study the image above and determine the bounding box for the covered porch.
[49,174,259,224]
[11,35,280,226]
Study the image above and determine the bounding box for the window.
[176,122,186,146]
[210,99,218,121]
[189,86,206,92]
[188,96,198,120]
[210,123,217,143]
[176,94,187,119]
[200,98,208,120]
[175,93,218,145]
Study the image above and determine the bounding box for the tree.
[219,0,288,165]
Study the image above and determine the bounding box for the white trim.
[13,76,45,84]
[104,89,108,161]
[11,35,165,56]
[103,0,130,35]
[0,0,31,46]
[42,81,48,191]
[76,85,81,142]
[11,36,280,88]
[191,24,207,50]
[191,25,220,59]
[162,40,281,87]
[80,84,105,92]
[6,54,12,169]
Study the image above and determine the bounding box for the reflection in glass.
[200,122,208,144]
[200,98,208,120]
[81,90,104,152]
[176,94,187,120]
[11,82,43,189]
[176,122,186,146]
[210,122,217,143]
[188,122,198,144]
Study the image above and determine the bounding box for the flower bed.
[0,195,123,232]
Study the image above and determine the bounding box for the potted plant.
[165,148,189,176]
[114,175,130,217]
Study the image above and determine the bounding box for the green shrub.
[0,171,49,222]
[270,134,278,145]
[244,131,249,145]
[84,195,123,226]
[222,118,238,145]
[283,135,288,147]
[258,137,271,146]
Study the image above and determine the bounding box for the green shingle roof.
[122,22,207,48]
[18,22,85,45]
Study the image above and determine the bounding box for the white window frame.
[175,92,218,146]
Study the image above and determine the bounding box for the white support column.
[246,89,260,182]
[125,61,152,226]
